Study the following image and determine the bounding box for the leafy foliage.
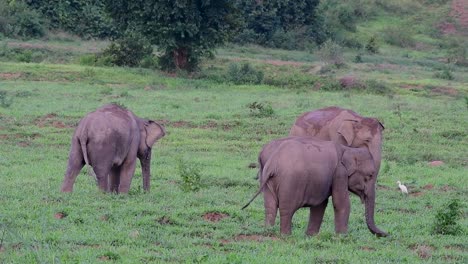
[432,199,464,235]
[177,158,202,192]
[0,0,45,39]
[100,33,154,67]
[0,90,13,108]
[247,101,275,118]
[106,0,240,71]
[316,40,345,67]
[227,63,264,85]
[233,0,325,49]
[25,0,115,39]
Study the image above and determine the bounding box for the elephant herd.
[61,104,388,237]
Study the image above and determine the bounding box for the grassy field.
[0,37,467,263]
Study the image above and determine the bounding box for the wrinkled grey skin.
[289,106,384,181]
[244,137,388,237]
[61,104,165,193]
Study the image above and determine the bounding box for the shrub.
[247,101,275,118]
[381,26,415,48]
[177,158,202,192]
[0,1,45,39]
[364,79,392,95]
[365,36,379,54]
[433,68,454,80]
[316,40,345,67]
[99,33,153,67]
[226,63,264,85]
[432,199,464,235]
[0,90,13,108]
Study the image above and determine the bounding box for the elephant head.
[138,119,166,191]
[341,147,388,237]
[337,117,384,174]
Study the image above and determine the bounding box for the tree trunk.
[173,47,188,70]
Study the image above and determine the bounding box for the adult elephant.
[289,106,384,177]
[61,104,165,193]
[244,137,388,237]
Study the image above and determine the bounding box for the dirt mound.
[0,72,22,80]
[203,212,229,222]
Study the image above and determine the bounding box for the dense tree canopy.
[105,0,240,70]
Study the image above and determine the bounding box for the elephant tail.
[79,134,90,165]
[241,158,276,210]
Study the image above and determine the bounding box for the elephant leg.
[263,187,278,227]
[61,144,85,192]
[117,159,137,194]
[279,208,296,235]
[93,164,111,192]
[332,192,350,234]
[109,166,121,193]
[306,199,329,236]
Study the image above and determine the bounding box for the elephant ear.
[341,149,357,177]
[337,120,357,146]
[144,121,166,147]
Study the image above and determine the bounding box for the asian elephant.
[289,106,384,179]
[61,104,165,193]
[243,137,388,237]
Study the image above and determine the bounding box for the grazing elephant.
[61,104,165,193]
[244,137,388,237]
[289,106,384,179]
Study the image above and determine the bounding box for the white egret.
[397,181,408,194]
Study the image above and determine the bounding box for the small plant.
[354,53,363,63]
[247,101,275,118]
[382,26,415,48]
[433,68,454,80]
[227,63,264,85]
[365,36,379,54]
[99,33,153,67]
[177,158,202,192]
[0,90,13,108]
[316,40,345,67]
[432,199,464,235]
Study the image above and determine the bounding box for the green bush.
[433,68,454,80]
[365,36,379,54]
[0,1,45,39]
[0,90,13,108]
[177,158,202,192]
[316,40,345,67]
[226,63,264,85]
[98,33,153,67]
[432,199,464,235]
[381,26,415,48]
[247,101,275,118]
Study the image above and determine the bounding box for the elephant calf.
[244,137,388,237]
[61,104,165,193]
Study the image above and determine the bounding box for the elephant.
[289,106,384,179]
[61,104,165,193]
[243,137,388,237]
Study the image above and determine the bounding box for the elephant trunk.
[141,149,152,192]
[364,186,388,237]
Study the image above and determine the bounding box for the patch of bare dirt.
[429,87,458,96]
[444,244,465,251]
[203,212,229,222]
[400,84,424,91]
[17,141,31,147]
[410,244,434,259]
[34,113,74,128]
[156,216,174,225]
[0,72,22,80]
[440,185,456,192]
[360,246,375,251]
[410,191,424,197]
[54,212,67,219]
[229,57,306,67]
[428,160,445,167]
[423,184,434,190]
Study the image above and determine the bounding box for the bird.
[397,181,408,195]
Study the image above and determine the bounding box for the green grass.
[0,34,467,263]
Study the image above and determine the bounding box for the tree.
[105,0,240,71]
